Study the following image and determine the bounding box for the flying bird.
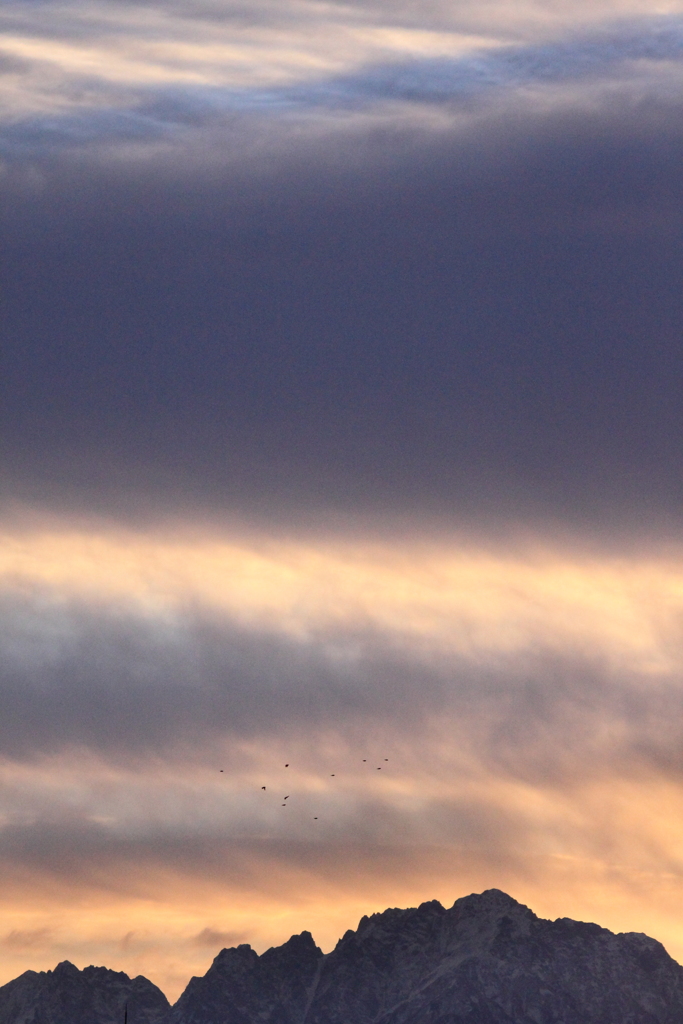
[285,764,289,767]
[219,770,224,772]
[284,795,289,800]
[261,786,266,790]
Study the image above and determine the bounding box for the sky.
[3,0,683,1002]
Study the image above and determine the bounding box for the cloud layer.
[2,4,683,530]
[3,526,683,994]
[3,92,683,529]
[2,6,683,159]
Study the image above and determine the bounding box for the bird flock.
[219,758,390,820]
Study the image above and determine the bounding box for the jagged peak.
[450,888,535,918]
[277,929,319,949]
[212,942,257,967]
[260,930,322,961]
[356,898,445,934]
[82,964,132,980]
[52,961,79,975]
[207,933,323,978]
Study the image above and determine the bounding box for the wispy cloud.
[1,3,683,156]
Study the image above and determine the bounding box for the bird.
[220,770,224,772]
[330,774,335,776]
[284,795,289,800]
[285,763,289,767]
[261,786,266,790]
[362,759,367,762]
[282,803,286,806]
[314,817,318,820]
[377,767,381,770]
[384,758,388,761]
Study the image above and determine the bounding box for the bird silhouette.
[261,786,266,790]
[284,795,289,800]
[285,763,289,767]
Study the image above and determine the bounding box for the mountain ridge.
[2,889,683,1024]
[0,959,170,1024]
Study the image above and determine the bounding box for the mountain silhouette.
[3,890,683,1023]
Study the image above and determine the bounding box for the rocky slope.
[0,960,170,1024]
[4,891,683,1024]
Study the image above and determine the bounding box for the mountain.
[0,960,170,1024]
[4,890,683,1024]
[167,889,683,1024]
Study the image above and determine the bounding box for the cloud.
[2,928,53,950]
[3,528,683,993]
[0,584,447,761]
[2,527,683,788]
[1,18,683,157]
[191,928,248,948]
[1,87,683,531]
[4,0,683,543]
[1,0,683,158]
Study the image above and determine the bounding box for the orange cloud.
[2,522,683,673]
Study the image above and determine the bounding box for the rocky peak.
[167,932,323,1024]
[210,945,259,975]
[441,887,537,956]
[51,963,79,978]
[0,961,169,1024]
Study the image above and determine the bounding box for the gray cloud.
[294,21,683,105]
[0,583,449,760]
[191,928,248,948]
[2,580,683,791]
[3,88,683,532]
